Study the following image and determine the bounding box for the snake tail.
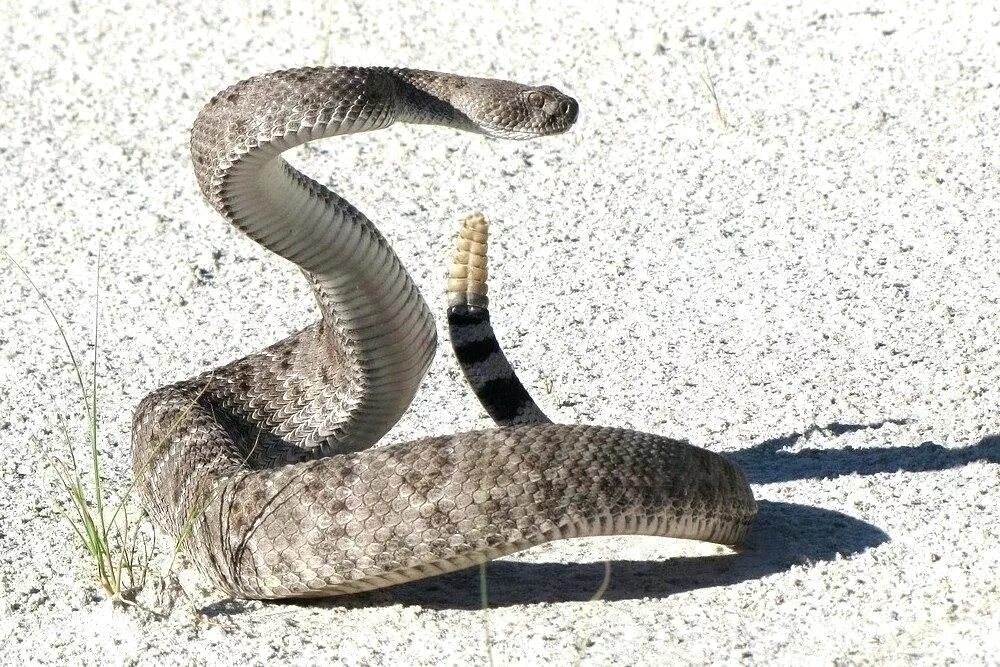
[447,213,551,426]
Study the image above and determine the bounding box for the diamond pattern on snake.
[132,66,756,599]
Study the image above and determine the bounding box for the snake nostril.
[560,99,578,123]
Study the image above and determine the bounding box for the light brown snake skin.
[132,66,756,599]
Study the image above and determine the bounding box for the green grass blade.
[5,248,151,598]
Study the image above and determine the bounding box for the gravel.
[1,0,997,664]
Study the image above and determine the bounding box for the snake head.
[454,78,579,140]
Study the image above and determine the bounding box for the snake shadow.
[728,419,1000,485]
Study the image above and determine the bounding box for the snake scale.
[132,66,756,599]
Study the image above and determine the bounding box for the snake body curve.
[132,66,756,599]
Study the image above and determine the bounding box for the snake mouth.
[483,127,572,140]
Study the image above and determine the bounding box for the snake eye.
[559,100,572,115]
[527,91,545,108]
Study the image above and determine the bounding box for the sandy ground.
[2,0,998,664]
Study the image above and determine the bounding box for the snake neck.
[386,68,483,131]
[187,67,479,451]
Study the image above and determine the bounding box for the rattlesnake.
[132,66,755,599]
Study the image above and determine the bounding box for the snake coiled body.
[132,66,756,599]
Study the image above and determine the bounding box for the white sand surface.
[2,0,998,664]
